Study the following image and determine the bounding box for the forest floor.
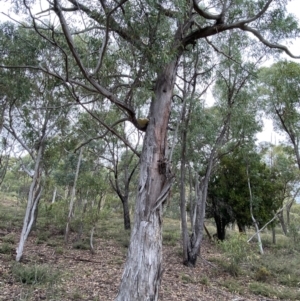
[0,199,300,301]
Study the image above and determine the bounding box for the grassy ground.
[1,198,300,301]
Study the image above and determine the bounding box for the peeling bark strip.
[115,60,178,301]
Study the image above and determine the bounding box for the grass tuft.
[12,263,59,285]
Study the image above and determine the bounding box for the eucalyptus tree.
[0,23,73,261]
[259,61,300,169]
[177,33,263,265]
[2,0,300,299]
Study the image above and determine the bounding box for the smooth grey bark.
[247,165,264,255]
[65,147,83,243]
[277,210,288,236]
[182,115,230,266]
[286,201,293,228]
[180,106,190,265]
[16,143,44,261]
[51,186,57,203]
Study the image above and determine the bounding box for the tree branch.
[193,0,221,21]
[242,25,300,59]
[74,118,129,152]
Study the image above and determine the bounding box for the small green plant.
[181,273,194,284]
[163,231,178,246]
[55,246,64,255]
[254,266,271,282]
[199,276,209,285]
[36,231,51,244]
[279,274,300,287]
[12,263,59,285]
[289,222,300,244]
[2,233,16,244]
[0,242,14,254]
[220,233,253,277]
[72,291,83,300]
[72,240,90,250]
[249,282,276,297]
[226,262,241,277]
[220,233,252,264]
[221,279,245,294]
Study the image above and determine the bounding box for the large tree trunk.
[115,60,178,301]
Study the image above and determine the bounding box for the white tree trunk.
[247,166,264,255]
[65,147,83,243]
[51,186,57,203]
[16,145,43,262]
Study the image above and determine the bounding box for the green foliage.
[0,242,14,254]
[249,281,300,300]
[180,273,195,284]
[37,201,68,234]
[259,61,300,149]
[162,218,180,246]
[220,233,253,276]
[35,231,51,245]
[248,282,277,298]
[221,279,245,294]
[72,239,90,250]
[208,146,285,235]
[2,233,15,244]
[199,276,209,286]
[162,231,178,246]
[12,263,59,285]
[254,266,271,282]
[288,222,300,244]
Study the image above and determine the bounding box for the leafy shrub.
[162,231,178,246]
[220,233,253,277]
[199,276,209,285]
[289,222,300,244]
[249,282,275,297]
[2,233,15,244]
[55,247,64,255]
[0,242,14,254]
[220,233,252,264]
[72,240,90,250]
[181,273,194,284]
[12,263,59,285]
[221,279,245,294]
[254,267,271,282]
